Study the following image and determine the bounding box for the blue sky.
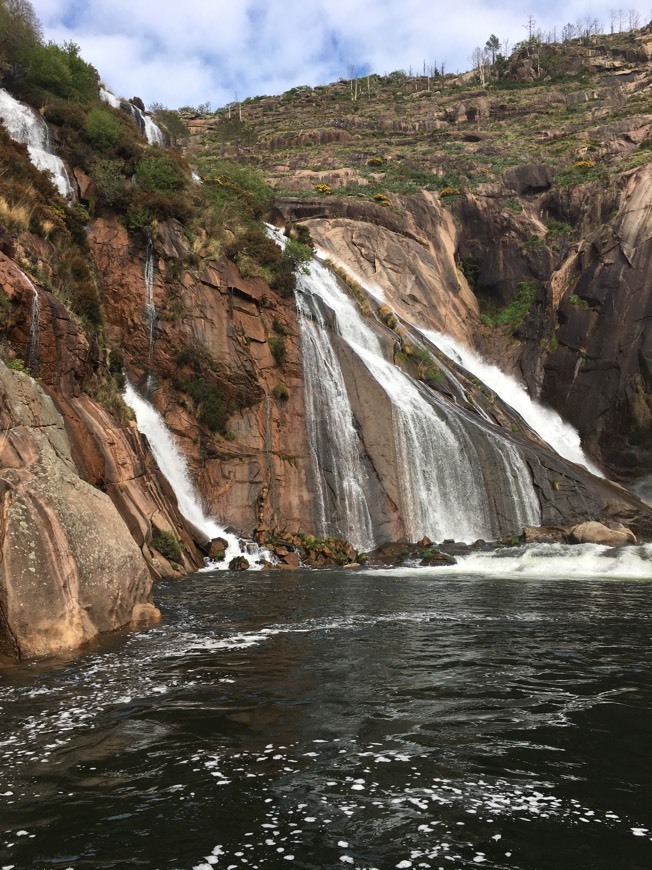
[32,0,652,109]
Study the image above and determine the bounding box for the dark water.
[2,561,652,869]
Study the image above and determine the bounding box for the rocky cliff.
[1,24,652,659]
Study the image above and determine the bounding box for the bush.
[151,529,182,562]
[84,108,122,150]
[181,378,229,433]
[268,335,287,367]
[89,157,127,207]
[25,41,98,102]
[480,280,537,330]
[272,382,289,400]
[135,154,186,193]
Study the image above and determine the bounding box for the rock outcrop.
[0,363,156,661]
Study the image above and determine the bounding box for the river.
[2,550,652,869]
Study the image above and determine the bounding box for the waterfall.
[100,89,164,146]
[296,292,376,550]
[21,271,40,374]
[295,254,541,544]
[0,88,73,199]
[123,383,267,569]
[144,234,156,382]
[423,330,604,478]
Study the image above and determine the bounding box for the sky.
[32,0,652,110]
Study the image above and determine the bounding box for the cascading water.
[423,330,604,477]
[100,89,164,146]
[21,270,40,374]
[144,234,156,390]
[0,88,73,199]
[294,251,541,544]
[123,382,267,569]
[296,292,376,550]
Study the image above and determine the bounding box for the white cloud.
[31,0,651,108]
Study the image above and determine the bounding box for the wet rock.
[228,556,250,571]
[209,537,229,561]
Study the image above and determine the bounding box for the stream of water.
[1,549,652,869]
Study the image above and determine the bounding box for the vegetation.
[268,335,287,368]
[151,529,183,562]
[480,280,537,330]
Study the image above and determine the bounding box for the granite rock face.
[0,363,156,661]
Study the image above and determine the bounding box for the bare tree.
[346,62,359,102]
[471,46,490,85]
[562,22,575,41]
[629,8,641,29]
[524,14,537,41]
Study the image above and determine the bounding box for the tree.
[0,0,42,74]
[524,14,537,42]
[485,34,501,64]
[347,62,359,102]
[471,46,490,85]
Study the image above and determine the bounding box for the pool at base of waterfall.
[1,550,652,869]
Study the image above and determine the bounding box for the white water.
[99,88,164,146]
[295,249,540,543]
[123,382,266,569]
[144,234,156,366]
[296,292,376,550]
[377,542,652,581]
[0,88,73,199]
[420,331,605,478]
[20,270,40,373]
[99,87,121,109]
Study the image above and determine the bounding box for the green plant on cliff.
[268,335,287,368]
[480,280,537,330]
[151,530,183,562]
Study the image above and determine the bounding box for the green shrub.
[480,280,537,330]
[151,529,182,562]
[135,154,186,193]
[84,108,122,150]
[182,378,229,433]
[272,382,289,400]
[268,335,287,368]
[89,157,127,206]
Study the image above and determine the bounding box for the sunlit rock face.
[0,362,154,661]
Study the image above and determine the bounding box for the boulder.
[569,520,635,546]
[503,163,554,195]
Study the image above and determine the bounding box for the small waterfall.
[423,331,604,477]
[0,88,73,199]
[21,271,40,374]
[100,89,164,146]
[295,255,541,543]
[123,382,268,569]
[144,234,156,386]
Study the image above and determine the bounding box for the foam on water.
[371,542,652,580]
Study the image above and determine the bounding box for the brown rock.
[569,521,633,546]
[523,525,570,543]
[130,602,162,626]
[0,363,153,661]
[281,551,300,568]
